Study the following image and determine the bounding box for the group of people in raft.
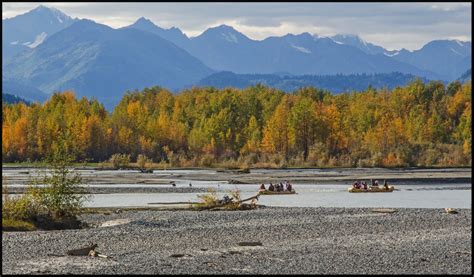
[259,181,293,192]
[352,179,390,190]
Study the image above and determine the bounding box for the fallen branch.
[371,208,397,214]
[89,250,113,259]
[67,243,98,256]
[238,194,259,203]
[451,250,471,255]
[47,253,66,257]
[148,201,200,205]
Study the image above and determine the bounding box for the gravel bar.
[6,186,209,194]
[2,207,471,274]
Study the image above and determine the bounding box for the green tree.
[28,139,89,219]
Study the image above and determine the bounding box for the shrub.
[28,167,89,219]
[163,146,181,167]
[200,154,215,167]
[196,188,220,207]
[27,146,90,220]
[109,153,131,169]
[2,182,37,222]
[193,189,246,210]
[3,142,90,230]
[2,178,39,231]
[238,153,259,166]
[137,154,152,170]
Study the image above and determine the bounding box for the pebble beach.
[2,207,471,274]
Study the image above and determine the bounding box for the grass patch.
[2,219,36,231]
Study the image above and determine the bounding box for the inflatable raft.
[348,186,394,193]
[258,189,296,195]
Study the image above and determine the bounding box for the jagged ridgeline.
[3,6,471,111]
[2,80,471,168]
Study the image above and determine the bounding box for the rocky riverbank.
[2,207,471,274]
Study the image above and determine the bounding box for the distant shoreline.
[3,167,471,194]
[2,163,473,170]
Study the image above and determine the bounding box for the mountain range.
[2,5,471,109]
[4,18,213,108]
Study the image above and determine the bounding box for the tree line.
[2,79,471,167]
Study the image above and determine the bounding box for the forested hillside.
[197,71,430,92]
[2,80,471,167]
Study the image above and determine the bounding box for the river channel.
[3,167,471,209]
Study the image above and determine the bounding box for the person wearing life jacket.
[383,180,389,190]
[268,183,275,191]
[287,182,292,192]
[259,183,266,190]
[355,181,361,189]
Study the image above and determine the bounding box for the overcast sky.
[2,2,471,50]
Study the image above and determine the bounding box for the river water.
[3,168,471,209]
[85,182,471,209]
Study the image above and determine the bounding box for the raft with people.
[348,186,394,193]
[348,179,395,193]
[258,182,296,195]
[258,189,296,195]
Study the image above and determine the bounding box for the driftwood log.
[371,208,397,214]
[207,194,260,211]
[445,208,459,214]
[88,249,112,259]
[65,243,112,259]
[238,194,259,203]
[67,243,98,256]
[148,194,259,206]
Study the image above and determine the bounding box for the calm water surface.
[86,182,471,209]
[4,168,471,209]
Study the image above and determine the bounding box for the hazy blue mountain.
[458,68,471,83]
[2,5,77,64]
[2,77,49,103]
[184,27,440,79]
[456,55,472,77]
[260,35,441,78]
[125,19,469,81]
[391,40,471,81]
[127,21,435,78]
[124,17,190,49]
[196,71,430,93]
[2,93,31,105]
[4,19,214,109]
[186,25,260,72]
[330,34,387,55]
